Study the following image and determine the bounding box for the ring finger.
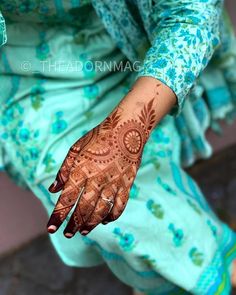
[80,186,117,235]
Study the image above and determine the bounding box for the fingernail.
[81,230,89,236]
[48,180,58,192]
[47,225,57,233]
[64,232,74,238]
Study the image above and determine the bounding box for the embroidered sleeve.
[137,0,223,116]
[0,11,7,47]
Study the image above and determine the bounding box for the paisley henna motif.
[47,95,158,237]
[138,98,156,131]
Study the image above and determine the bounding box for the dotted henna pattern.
[80,128,115,164]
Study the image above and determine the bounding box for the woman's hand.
[47,77,176,238]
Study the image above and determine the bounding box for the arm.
[114,76,176,131]
[138,0,223,116]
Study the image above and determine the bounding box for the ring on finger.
[101,196,114,212]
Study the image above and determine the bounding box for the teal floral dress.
[0,1,236,294]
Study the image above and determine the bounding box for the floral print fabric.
[0,1,236,294]
[0,11,6,46]
[138,0,223,116]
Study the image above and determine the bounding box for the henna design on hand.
[47,96,158,237]
[48,132,93,193]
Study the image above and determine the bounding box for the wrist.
[111,77,175,138]
[117,76,176,131]
[100,76,177,151]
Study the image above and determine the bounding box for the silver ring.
[101,197,114,211]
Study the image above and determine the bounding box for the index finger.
[48,141,82,193]
[47,169,87,233]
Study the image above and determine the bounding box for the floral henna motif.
[47,97,158,236]
[138,98,156,131]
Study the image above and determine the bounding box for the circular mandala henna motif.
[124,129,142,154]
[115,120,147,164]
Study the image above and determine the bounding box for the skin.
[232,260,236,287]
[47,76,177,238]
